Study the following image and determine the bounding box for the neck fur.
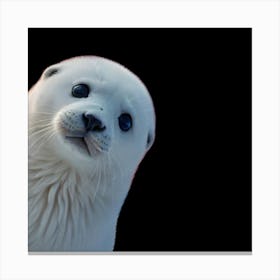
[28,152,129,251]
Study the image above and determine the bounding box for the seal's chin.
[65,136,91,157]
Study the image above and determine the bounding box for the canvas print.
[28,28,252,252]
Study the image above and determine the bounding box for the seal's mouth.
[65,133,106,157]
[65,136,91,156]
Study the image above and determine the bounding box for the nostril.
[82,113,106,132]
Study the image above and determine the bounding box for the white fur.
[28,56,155,251]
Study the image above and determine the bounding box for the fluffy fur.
[28,56,155,251]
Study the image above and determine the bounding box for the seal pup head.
[29,56,155,177]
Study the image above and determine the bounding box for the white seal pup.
[28,56,155,251]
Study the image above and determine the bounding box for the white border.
[0,0,279,279]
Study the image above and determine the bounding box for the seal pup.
[28,56,155,251]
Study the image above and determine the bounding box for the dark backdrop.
[28,28,252,252]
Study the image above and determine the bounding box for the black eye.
[118,113,132,132]
[72,84,90,98]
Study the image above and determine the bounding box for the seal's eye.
[118,113,132,132]
[72,84,90,98]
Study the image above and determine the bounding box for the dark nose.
[83,113,106,132]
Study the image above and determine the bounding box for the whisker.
[29,119,53,125]
[29,130,56,155]
[29,124,53,134]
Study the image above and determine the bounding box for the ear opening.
[42,65,60,79]
[146,131,155,150]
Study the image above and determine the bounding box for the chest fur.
[28,159,127,251]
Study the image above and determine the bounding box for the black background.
[28,28,252,252]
